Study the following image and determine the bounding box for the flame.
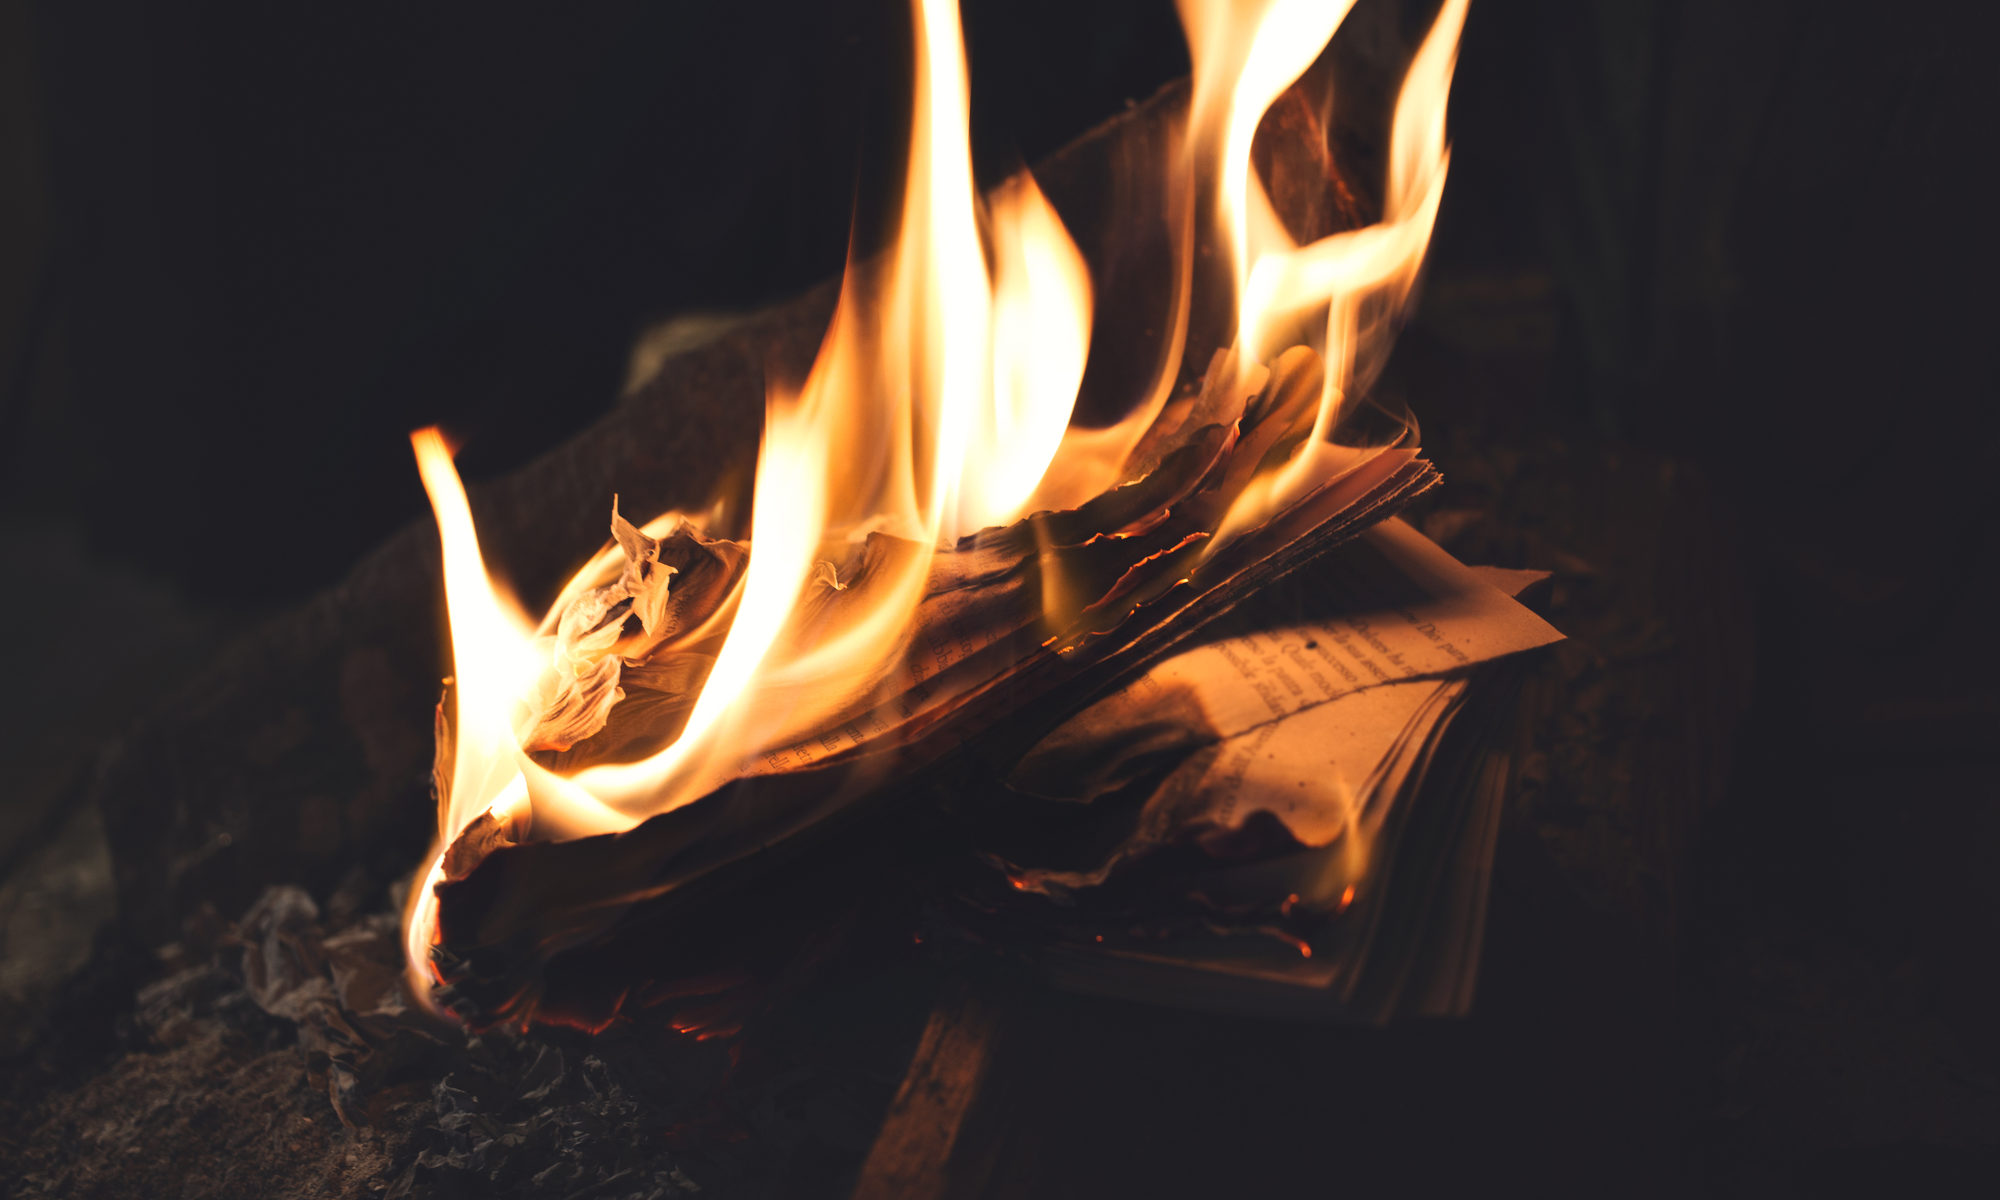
[401,0,1467,1003]
[549,0,1095,820]
[1180,0,1361,316]
[1206,0,1468,547]
[978,173,1095,530]
[409,431,538,833]
[1240,0,1466,368]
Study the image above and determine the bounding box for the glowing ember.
[402,0,1467,1011]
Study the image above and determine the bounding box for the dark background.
[7,1,1990,602]
[3,0,1995,1192]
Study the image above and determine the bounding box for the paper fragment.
[1010,518,1561,806]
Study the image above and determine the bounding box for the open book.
[424,350,1449,1028]
[947,518,1562,1021]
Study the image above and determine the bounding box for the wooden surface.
[850,981,999,1200]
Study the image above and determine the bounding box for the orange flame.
[401,0,1468,1003]
[1210,0,1468,547]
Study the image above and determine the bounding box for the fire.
[402,0,1468,1005]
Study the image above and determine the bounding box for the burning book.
[952,517,1560,1020]
[399,0,1506,1029]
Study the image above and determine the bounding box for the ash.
[3,884,878,1199]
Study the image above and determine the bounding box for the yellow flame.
[404,434,534,1002]
[409,430,540,836]
[1210,0,1468,548]
[1180,0,1361,321]
[402,0,1099,889]
[401,0,1470,998]
[1241,0,1466,368]
[973,172,1094,530]
[550,0,1094,818]
[558,385,834,809]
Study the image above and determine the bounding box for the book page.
[1011,520,1560,802]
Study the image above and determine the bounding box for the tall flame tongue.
[562,0,1093,818]
[1213,0,1469,545]
[400,0,1092,1001]
[402,0,1467,1003]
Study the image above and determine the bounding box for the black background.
[3,0,1995,1191]
[8,2,1989,608]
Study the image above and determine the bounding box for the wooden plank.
[850,979,1000,1200]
